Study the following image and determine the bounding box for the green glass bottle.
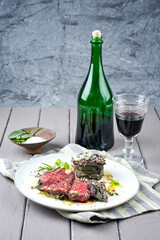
[75,30,114,151]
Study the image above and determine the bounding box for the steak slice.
[52,172,75,196]
[39,167,61,183]
[69,179,90,202]
[39,168,67,192]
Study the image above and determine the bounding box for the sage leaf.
[8,130,25,139]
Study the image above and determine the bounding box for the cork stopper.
[92,30,101,38]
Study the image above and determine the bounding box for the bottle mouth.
[90,38,103,44]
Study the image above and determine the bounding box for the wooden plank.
[138,107,160,195]
[0,107,40,240]
[71,221,120,240]
[118,212,160,240]
[0,107,11,144]
[23,202,70,240]
[70,108,77,143]
[117,107,160,240]
[70,108,120,240]
[22,108,70,240]
[39,108,69,152]
[137,107,160,174]
[155,107,160,119]
[0,107,12,239]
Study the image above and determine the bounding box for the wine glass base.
[115,154,143,165]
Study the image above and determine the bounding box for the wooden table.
[0,107,160,240]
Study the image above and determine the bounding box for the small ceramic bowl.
[9,127,56,154]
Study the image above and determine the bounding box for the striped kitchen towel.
[0,143,160,224]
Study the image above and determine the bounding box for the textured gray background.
[0,0,160,107]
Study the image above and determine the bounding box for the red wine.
[116,112,144,138]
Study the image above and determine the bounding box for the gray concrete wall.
[0,0,160,107]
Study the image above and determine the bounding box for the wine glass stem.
[123,138,134,160]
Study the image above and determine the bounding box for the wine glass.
[112,93,149,164]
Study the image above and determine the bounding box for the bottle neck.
[90,40,103,66]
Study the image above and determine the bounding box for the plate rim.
[14,153,140,212]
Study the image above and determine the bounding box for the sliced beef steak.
[69,179,90,202]
[39,168,67,192]
[39,167,61,183]
[52,172,75,196]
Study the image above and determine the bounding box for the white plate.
[14,153,140,212]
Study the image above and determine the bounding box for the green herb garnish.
[62,162,70,170]
[8,128,42,144]
[37,163,55,172]
[55,159,63,166]
[32,128,42,136]
[37,159,70,172]
[110,179,120,186]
